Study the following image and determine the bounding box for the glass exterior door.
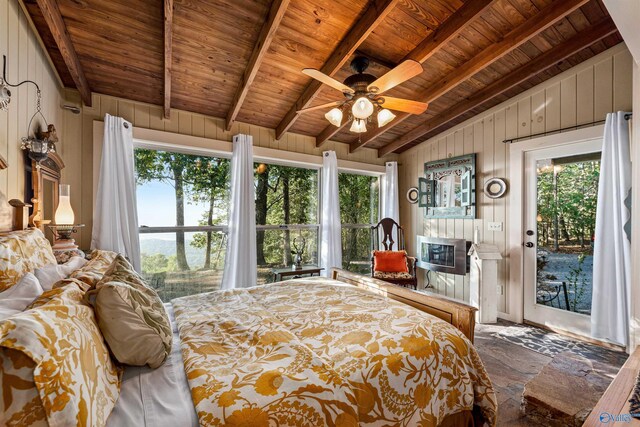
[523,139,602,337]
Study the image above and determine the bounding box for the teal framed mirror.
[418,154,476,219]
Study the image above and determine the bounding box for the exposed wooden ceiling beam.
[35,0,92,106]
[275,0,400,141]
[164,0,173,119]
[350,0,590,152]
[377,19,619,156]
[315,0,496,148]
[225,0,290,131]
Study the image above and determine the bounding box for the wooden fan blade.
[368,60,423,94]
[381,96,428,115]
[297,101,342,114]
[302,69,354,93]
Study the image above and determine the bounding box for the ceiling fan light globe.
[350,119,367,133]
[351,97,374,119]
[377,108,396,127]
[324,108,343,127]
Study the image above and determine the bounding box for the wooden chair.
[370,218,417,289]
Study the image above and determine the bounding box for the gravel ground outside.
[538,249,593,315]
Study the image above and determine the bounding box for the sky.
[137,180,211,240]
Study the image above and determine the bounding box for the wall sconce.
[20,91,58,164]
[48,184,84,250]
[3,55,57,164]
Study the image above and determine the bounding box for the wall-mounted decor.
[0,79,10,111]
[484,177,507,199]
[406,187,419,204]
[418,154,476,219]
[3,55,58,164]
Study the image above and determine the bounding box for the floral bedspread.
[171,278,497,426]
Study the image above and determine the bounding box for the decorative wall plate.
[484,178,507,199]
[406,187,419,204]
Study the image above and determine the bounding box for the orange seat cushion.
[373,250,409,273]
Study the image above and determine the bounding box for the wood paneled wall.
[0,0,63,231]
[61,91,395,249]
[398,43,633,318]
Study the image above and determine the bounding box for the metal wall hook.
[2,55,41,92]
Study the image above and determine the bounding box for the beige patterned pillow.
[0,281,121,427]
[68,249,118,290]
[88,255,172,368]
[0,229,56,292]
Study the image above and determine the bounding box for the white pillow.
[0,273,44,320]
[60,255,88,276]
[34,256,88,291]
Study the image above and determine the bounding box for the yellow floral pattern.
[0,281,121,427]
[0,347,47,426]
[0,229,57,292]
[172,278,497,426]
[68,249,118,289]
[373,271,414,280]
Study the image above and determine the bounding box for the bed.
[0,229,497,426]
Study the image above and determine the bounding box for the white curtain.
[92,114,141,271]
[221,134,257,289]
[591,112,632,347]
[320,151,342,277]
[381,161,399,223]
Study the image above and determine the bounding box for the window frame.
[131,134,385,272]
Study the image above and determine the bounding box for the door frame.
[507,125,604,324]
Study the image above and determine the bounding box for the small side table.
[271,265,324,282]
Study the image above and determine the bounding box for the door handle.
[525,242,534,248]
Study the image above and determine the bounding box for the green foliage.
[254,163,318,266]
[536,160,599,250]
[566,253,587,312]
[141,253,179,273]
[339,173,379,272]
[141,253,169,273]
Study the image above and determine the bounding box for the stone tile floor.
[475,320,626,426]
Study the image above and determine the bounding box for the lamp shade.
[350,119,367,133]
[351,97,374,119]
[324,108,343,127]
[377,108,396,127]
[55,184,75,225]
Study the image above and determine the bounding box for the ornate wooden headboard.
[24,151,64,237]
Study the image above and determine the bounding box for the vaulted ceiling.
[24,0,622,155]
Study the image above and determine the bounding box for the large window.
[135,146,378,299]
[254,162,319,284]
[135,149,230,301]
[339,172,379,275]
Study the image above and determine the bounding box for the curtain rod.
[503,113,632,144]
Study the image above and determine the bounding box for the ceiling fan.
[298,56,428,134]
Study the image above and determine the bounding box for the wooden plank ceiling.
[24,0,622,156]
